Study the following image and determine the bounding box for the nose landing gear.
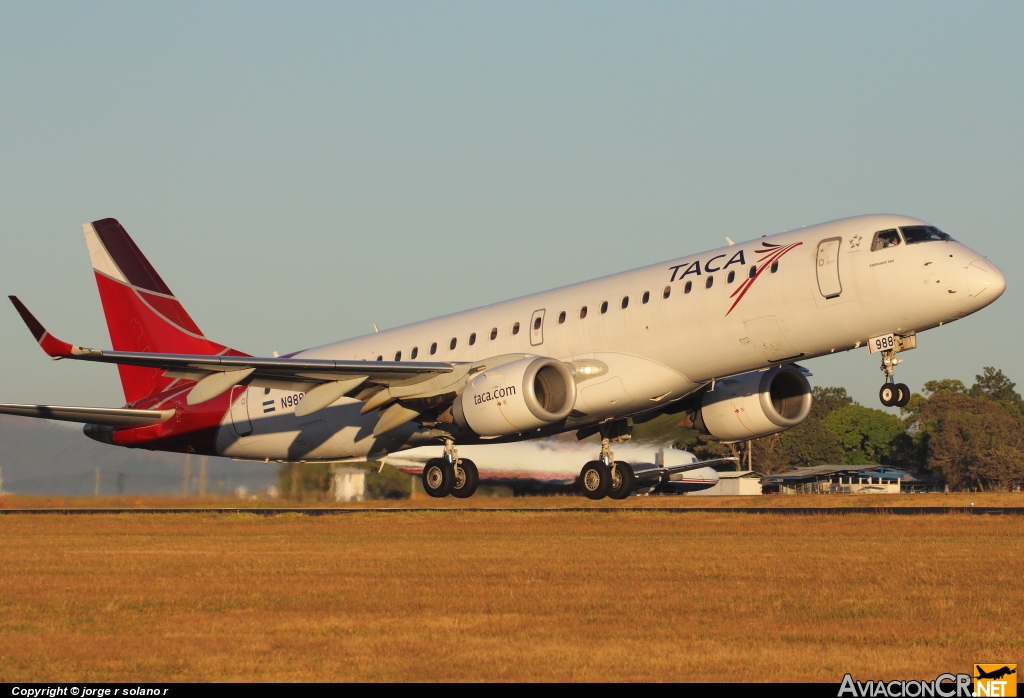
[878,348,910,408]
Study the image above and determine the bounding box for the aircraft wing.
[0,403,174,427]
[10,295,455,411]
[41,347,453,383]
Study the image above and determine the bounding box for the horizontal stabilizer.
[0,403,174,427]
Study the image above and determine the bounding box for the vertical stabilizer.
[84,219,243,403]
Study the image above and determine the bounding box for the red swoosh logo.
[725,241,803,316]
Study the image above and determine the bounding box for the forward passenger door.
[816,237,842,299]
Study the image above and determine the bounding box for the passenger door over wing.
[816,237,842,299]
[530,309,545,346]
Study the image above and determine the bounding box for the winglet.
[8,296,76,358]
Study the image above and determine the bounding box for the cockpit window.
[871,229,901,251]
[900,225,952,244]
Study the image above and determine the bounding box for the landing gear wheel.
[894,383,911,408]
[422,458,455,498]
[879,384,897,407]
[607,461,635,500]
[579,461,611,500]
[451,458,479,499]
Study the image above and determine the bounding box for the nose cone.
[967,259,1007,302]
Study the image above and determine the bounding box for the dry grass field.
[0,510,1020,682]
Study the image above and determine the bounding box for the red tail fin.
[83,218,244,403]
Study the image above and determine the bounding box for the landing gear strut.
[878,348,910,408]
[578,419,633,500]
[451,457,479,499]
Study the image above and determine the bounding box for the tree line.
[681,367,1024,490]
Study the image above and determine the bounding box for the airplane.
[0,214,1005,500]
[384,440,726,497]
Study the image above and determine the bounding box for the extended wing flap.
[0,403,174,427]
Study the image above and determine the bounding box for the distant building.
[331,467,366,502]
[762,465,943,494]
[688,470,762,496]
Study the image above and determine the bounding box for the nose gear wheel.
[880,383,910,408]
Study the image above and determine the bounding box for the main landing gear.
[878,347,911,408]
[579,420,634,500]
[422,439,479,498]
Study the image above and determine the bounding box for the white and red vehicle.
[1,215,1004,499]
[386,441,720,497]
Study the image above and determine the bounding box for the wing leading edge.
[9,296,455,411]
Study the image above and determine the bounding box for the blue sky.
[1,2,1022,409]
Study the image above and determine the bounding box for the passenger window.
[469,333,476,346]
[558,311,566,324]
[376,355,383,361]
[871,229,901,251]
[512,322,520,335]
[394,351,401,361]
[663,286,671,299]
[749,266,756,278]
[533,317,542,330]
[727,271,735,283]
[621,296,629,309]
[450,337,457,350]
[770,261,779,273]
[600,301,608,314]
[490,327,497,340]
[684,281,692,294]
[705,276,714,289]
[642,291,650,304]
[430,342,437,355]
[411,347,418,359]
[579,306,588,319]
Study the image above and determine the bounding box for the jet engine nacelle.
[454,356,577,437]
[694,366,812,442]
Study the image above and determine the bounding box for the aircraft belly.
[216,394,412,461]
[570,352,696,418]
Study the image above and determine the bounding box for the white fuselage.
[215,214,1005,462]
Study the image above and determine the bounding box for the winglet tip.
[8,296,74,357]
[9,295,47,342]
